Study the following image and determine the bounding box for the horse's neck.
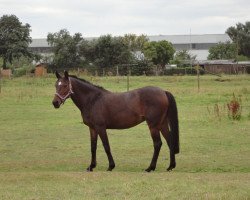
[70,78,103,112]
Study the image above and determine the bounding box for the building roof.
[29,34,231,48]
[29,38,50,47]
[197,60,235,65]
[238,61,250,65]
[148,34,231,44]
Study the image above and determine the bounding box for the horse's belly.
[107,112,145,129]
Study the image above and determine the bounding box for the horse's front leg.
[87,128,98,172]
[97,127,115,171]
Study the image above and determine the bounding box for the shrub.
[13,66,35,77]
[227,93,242,120]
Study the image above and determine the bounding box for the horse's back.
[104,86,167,110]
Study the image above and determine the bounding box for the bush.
[227,93,242,120]
[164,67,203,75]
[13,66,35,77]
[130,60,154,76]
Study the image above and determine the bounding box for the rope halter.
[55,78,74,104]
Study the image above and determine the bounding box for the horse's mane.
[69,75,106,91]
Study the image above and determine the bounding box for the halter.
[55,78,74,103]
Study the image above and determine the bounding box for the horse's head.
[52,71,73,109]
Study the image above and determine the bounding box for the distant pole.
[189,28,193,73]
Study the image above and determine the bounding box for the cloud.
[0,0,249,38]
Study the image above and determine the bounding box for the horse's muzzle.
[52,100,60,109]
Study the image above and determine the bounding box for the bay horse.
[52,71,179,172]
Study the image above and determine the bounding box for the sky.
[0,0,249,39]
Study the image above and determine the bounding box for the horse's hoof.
[107,166,115,171]
[107,164,115,171]
[145,167,155,172]
[167,165,175,171]
[86,167,93,172]
[107,166,114,171]
[167,162,176,171]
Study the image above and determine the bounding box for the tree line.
[208,21,250,60]
[0,14,249,75]
[0,15,175,75]
[46,29,176,75]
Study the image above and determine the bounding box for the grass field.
[0,74,249,199]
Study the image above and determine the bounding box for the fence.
[49,64,250,77]
[3,63,250,79]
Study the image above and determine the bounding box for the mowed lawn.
[0,75,249,199]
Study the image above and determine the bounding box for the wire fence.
[1,63,250,80]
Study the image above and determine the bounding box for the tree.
[130,59,153,75]
[174,50,196,67]
[47,29,84,69]
[226,21,250,58]
[143,40,175,68]
[0,15,32,69]
[78,39,96,65]
[208,41,237,60]
[90,35,132,68]
[123,34,149,51]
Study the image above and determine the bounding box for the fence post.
[116,66,119,76]
[77,68,80,76]
[196,65,200,92]
[0,72,1,94]
[127,66,130,91]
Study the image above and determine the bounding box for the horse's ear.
[55,71,61,79]
[64,71,69,80]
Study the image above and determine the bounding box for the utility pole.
[189,28,192,73]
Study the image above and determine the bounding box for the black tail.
[165,91,180,154]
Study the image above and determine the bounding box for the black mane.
[69,75,106,91]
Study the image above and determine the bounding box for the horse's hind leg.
[145,126,162,172]
[161,123,176,171]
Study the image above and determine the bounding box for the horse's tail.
[165,91,180,154]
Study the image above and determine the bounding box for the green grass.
[0,75,250,199]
